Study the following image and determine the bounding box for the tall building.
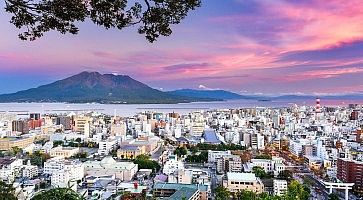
[73,116,92,137]
[337,158,363,191]
[56,116,72,130]
[29,113,42,129]
[12,120,29,134]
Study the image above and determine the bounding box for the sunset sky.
[1,0,363,95]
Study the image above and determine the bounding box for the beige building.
[0,136,34,151]
[73,116,92,137]
[216,155,242,174]
[223,172,264,193]
[49,146,80,158]
[84,157,138,181]
[117,145,145,159]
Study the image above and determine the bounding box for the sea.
[0,98,362,117]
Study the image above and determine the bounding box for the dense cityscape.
[0,99,361,200]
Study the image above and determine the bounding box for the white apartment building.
[84,157,138,181]
[23,161,38,179]
[163,155,185,175]
[208,150,232,163]
[273,179,288,196]
[44,158,84,182]
[98,139,117,155]
[0,158,23,183]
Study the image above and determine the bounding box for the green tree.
[10,146,22,156]
[237,190,257,200]
[31,188,84,200]
[4,0,201,42]
[215,186,230,200]
[30,151,50,166]
[277,170,293,182]
[134,154,160,172]
[0,181,17,200]
[285,180,310,200]
[328,193,340,200]
[174,146,187,157]
[252,166,267,178]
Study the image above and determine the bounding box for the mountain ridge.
[0,72,217,104]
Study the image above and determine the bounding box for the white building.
[44,158,84,181]
[208,150,232,163]
[273,179,288,196]
[22,160,38,179]
[163,155,185,175]
[84,157,138,181]
[98,139,117,155]
[0,158,23,183]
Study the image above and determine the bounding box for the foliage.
[174,146,187,157]
[53,140,64,147]
[252,166,268,179]
[133,154,160,172]
[285,180,310,200]
[215,186,231,200]
[328,193,340,200]
[0,181,17,200]
[4,0,201,42]
[215,181,311,200]
[193,143,246,151]
[31,188,84,200]
[255,154,272,159]
[30,151,51,166]
[277,170,293,182]
[72,152,88,159]
[185,151,208,163]
[10,146,22,156]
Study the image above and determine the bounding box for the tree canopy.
[0,181,17,200]
[31,188,84,200]
[4,0,201,42]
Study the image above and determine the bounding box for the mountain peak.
[0,71,201,104]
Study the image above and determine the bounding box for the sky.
[1,0,363,95]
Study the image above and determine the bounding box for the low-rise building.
[222,172,264,194]
[117,145,145,159]
[84,157,138,181]
[49,146,80,158]
[153,182,208,200]
[0,136,34,151]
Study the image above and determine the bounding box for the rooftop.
[227,172,257,182]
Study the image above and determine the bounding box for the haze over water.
[1,99,362,117]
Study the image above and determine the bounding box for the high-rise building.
[56,116,72,130]
[11,120,29,134]
[337,158,363,192]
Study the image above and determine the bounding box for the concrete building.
[0,136,34,151]
[73,116,92,137]
[207,150,232,163]
[84,157,138,181]
[49,146,80,158]
[153,182,208,200]
[98,139,117,155]
[337,158,363,192]
[222,172,264,193]
[22,160,38,179]
[117,145,145,159]
[273,179,287,196]
[216,155,242,174]
[163,155,185,175]
[0,158,23,183]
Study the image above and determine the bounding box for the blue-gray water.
[0,99,362,117]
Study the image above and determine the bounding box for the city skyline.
[1,0,363,95]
